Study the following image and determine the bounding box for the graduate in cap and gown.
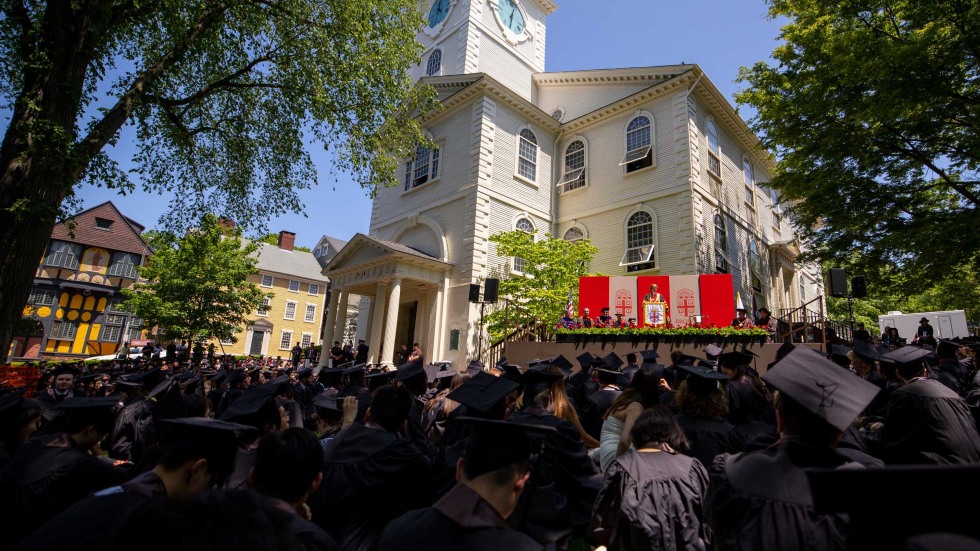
[581,353,625,440]
[392,359,439,460]
[704,346,881,550]
[218,380,290,488]
[378,417,550,551]
[596,360,666,473]
[0,389,42,471]
[672,364,740,467]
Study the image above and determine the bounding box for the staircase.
[776,295,852,345]
[481,317,554,368]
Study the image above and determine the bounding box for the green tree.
[483,231,598,342]
[737,1,980,289]
[120,214,267,344]
[0,0,435,361]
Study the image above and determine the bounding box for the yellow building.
[12,202,150,359]
[216,232,329,358]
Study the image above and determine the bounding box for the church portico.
[320,234,452,368]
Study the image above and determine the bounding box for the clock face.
[428,0,450,28]
[497,0,526,35]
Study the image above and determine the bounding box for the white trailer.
[878,310,969,341]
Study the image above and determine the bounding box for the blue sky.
[68,1,785,249]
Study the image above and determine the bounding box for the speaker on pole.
[484,278,499,303]
[827,268,848,298]
[851,276,867,299]
[468,283,481,303]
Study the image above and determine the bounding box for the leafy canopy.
[120,214,268,343]
[483,231,598,342]
[737,0,980,289]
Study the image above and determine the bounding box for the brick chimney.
[217,216,236,230]
[278,230,296,251]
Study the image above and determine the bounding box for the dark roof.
[49,201,150,256]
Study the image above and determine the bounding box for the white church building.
[320,0,824,368]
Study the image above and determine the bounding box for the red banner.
[577,274,735,327]
[0,366,40,396]
[698,274,736,328]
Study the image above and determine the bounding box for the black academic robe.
[216,387,243,417]
[378,483,543,551]
[108,397,153,462]
[724,376,759,426]
[582,387,622,440]
[508,408,601,544]
[16,470,167,551]
[674,414,738,468]
[0,432,131,543]
[591,449,710,551]
[935,359,968,394]
[705,438,857,551]
[401,396,439,459]
[868,378,980,465]
[312,423,433,551]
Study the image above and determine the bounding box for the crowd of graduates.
[1,333,980,550]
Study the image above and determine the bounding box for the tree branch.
[70,0,238,180]
[142,52,274,109]
[2,0,33,58]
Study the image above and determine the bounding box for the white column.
[367,282,386,365]
[432,270,450,360]
[318,289,341,367]
[416,290,430,361]
[381,278,402,368]
[331,291,350,351]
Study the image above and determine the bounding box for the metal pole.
[848,295,855,343]
[478,301,485,358]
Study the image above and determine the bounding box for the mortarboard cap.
[465,360,484,376]
[775,341,796,362]
[364,370,395,385]
[499,363,522,381]
[457,417,556,479]
[218,384,281,424]
[517,369,562,386]
[763,346,880,433]
[678,363,730,398]
[344,365,366,378]
[114,380,142,390]
[434,369,458,391]
[719,350,755,368]
[312,391,342,412]
[807,464,980,549]
[495,357,509,369]
[852,340,880,362]
[880,345,934,365]
[638,349,660,363]
[593,368,621,384]
[550,355,573,376]
[422,364,443,384]
[161,417,253,433]
[52,364,80,377]
[392,359,425,382]
[602,352,624,371]
[447,371,520,415]
[704,344,723,357]
[936,339,959,358]
[226,370,245,386]
[0,387,29,417]
[525,359,549,371]
[576,352,595,372]
[296,368,314,379]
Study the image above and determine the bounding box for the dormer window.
[95,217,113,229]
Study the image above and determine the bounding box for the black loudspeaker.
[851,276,867,299]
[468,283,481,303]
[827,268,848,298]
[484,278,499,303]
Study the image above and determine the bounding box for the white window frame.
[257,296,271,316]
[513,217,535,273]
[103,313,126,326]
[770,188,782,231]
[404,140,441,191]
[100,324,122,342]
[127,325,144,343]
[261,274,274,288]
[51,320,78,340]
[46,241,81,270]
[749,239,762,277]
[558,139,587,193]
[563,226,585,244]
[288,279,299,292]
[743,155,756,207]
[621,113,655,173]
[620,210,656,271]
[301,332,313,348]
[284,300,297,321]
[426,48,442,76]
[308,283,320,296]
[304,303,317,323]
[279,330,293,350]
[107,253,139,279]
[516,128,538,184]
[714,212,730,274]
[706,118,722,178]
[29,288,57,306]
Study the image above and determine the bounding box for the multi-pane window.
[714,213,729,274]
[301,333,313,348]
[288,279,299,292]
[127,318,143,343]
[51,321,78,340]
[101,325,122,342]
[280,330,293,350]
[563,227,584,244]
[104,313,126,325]
[261,274,274,287]
[513,218,534,273]
[105,298,126,312]
[308,283,320,296]
[770,188,782,231]
[404,143,440,190]
[46,241,81,270]
[743,156,755,206]
[621,211,655,272]
[749,239,762,276]
[257,296,271,316]
[517,129,538,181]
[29,288,57,306]
[304,303,317,323]
[559,140,586,192]
[107,253,139,279]
[622,116,653,172]
[426,49,442,76]
[284,301,297,320]
[706,119,721,177]
[95,217,114,229]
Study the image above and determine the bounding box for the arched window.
[706,119,721,177]
[563,227,584,243]
[107,253,139,279]
[622,115,653,172]
[620,211,655,272]
[517,129,538,181]
[426,49,442,76]
[714,213,729,273]
[559,140,586,192]
[404,142,440,190]
[513,217,535,272]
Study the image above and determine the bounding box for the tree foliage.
[257,233,310,252]
[737,0,980,288]
[483,231,598,342]
[120,214,267,343]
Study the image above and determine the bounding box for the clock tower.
[413,0,557,100]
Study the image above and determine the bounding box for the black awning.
[58,281,115,295]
